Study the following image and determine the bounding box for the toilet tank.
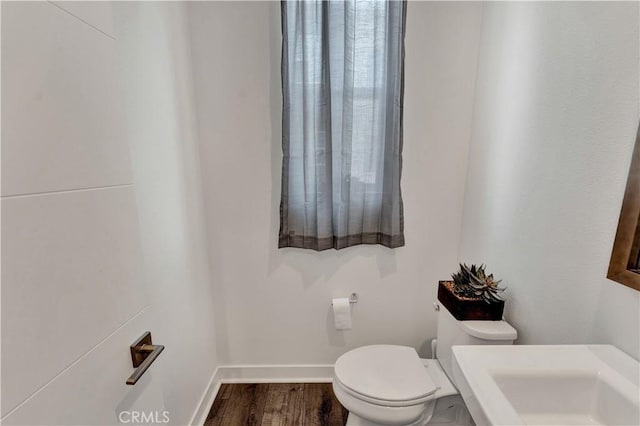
[436,303,517,387]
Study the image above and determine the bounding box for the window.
[279,0,407,251]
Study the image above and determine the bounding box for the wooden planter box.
[438,280,504,321]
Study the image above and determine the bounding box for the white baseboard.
[190,364,333,425]
[189,367,224,426]
[219,364,334,383]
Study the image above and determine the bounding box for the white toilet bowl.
[332,345,458,426]
[332,304,517,426]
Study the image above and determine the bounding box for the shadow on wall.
[265,0,399,289]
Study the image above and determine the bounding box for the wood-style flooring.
[204,383,349,426]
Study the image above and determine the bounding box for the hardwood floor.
[204,383,349,426]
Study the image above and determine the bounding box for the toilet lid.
[334,345,437,402]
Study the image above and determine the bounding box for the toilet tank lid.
[458,319,517,340]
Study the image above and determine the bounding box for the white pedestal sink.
[452,345,639,426]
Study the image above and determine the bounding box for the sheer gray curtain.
[279,0,406,251]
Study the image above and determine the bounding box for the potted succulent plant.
[438,263,505,320]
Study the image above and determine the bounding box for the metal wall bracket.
[331,293,358,306]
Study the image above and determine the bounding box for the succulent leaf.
[449,263,505,304]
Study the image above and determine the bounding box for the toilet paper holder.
[332,293,358,305]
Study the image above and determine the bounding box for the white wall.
[188,1,483,365]
[459,2,640,359]
[112,3,218,425]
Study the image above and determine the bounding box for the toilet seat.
[334,345,437,407]
[334,376,436,407]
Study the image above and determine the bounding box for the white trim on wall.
[189,364,334,426]
[189,367,224,426]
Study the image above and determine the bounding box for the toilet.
[332,303,517,426]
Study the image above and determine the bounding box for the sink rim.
[451,344,640,426]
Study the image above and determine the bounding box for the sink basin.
[452,345,640,426]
